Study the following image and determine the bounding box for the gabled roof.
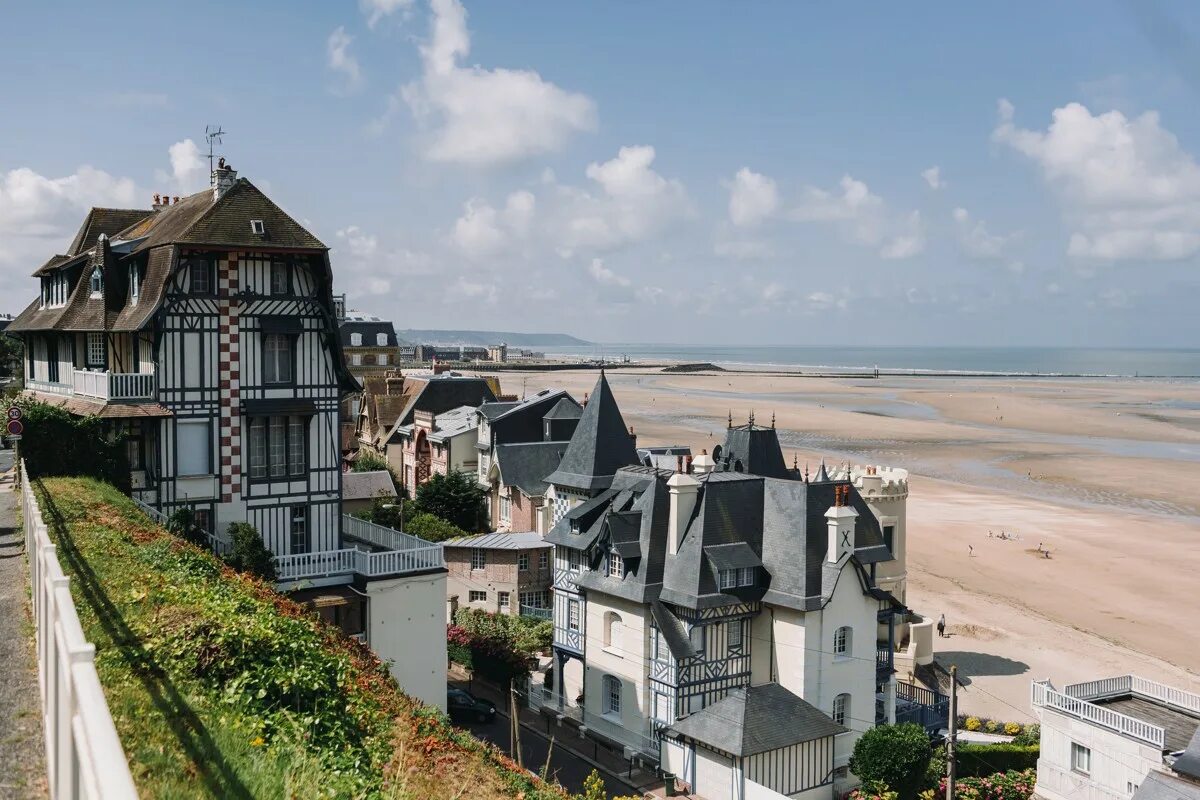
[1132,772,1200,800]
[342,470,398,501]
[1174,728,1200,780]
[544,372,638,491]
[543,396,582,420]
[668,684,846,757]
[385,376,496,441]
[68,208,152,256]
[494,441,569,497]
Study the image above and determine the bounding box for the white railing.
[342,514,440,554]
[1032,680,1165,748]
[130,498,231,557]
[72,370,155,402]
[20,461,139,799]
[26,378,74,396]
[274,543,444,582]
[528,685,660,761]
[1064,675,1200,717]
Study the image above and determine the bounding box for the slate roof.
[1172,728,1200,781]
[385,376,496,440]
[543,397,582,420]
[342,470,398,501]
[668,684,846,757]
[443,531,550,550]
[1132,772,1200,800]
[544,372,638,491]
[494,441,570,497]
[715,424,793,479]
[341,320,398,348]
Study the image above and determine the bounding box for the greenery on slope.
[33,476,569,800]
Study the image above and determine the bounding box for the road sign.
[6,406,20,421]
[6,419,23,436]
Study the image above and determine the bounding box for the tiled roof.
[494,441,569,497]
[442,531,550,550]
[668,683,846,757]
[67,208,152,257]
[716,424,793,479]
[342,470,398,501]
[22,391,172,419]
[545,372,638,491]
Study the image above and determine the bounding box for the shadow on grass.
[36,480,253,800]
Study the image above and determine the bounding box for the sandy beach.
[484,368,1200,720]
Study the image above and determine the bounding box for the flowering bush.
[965,716,982,731]
[447,610,539,684]
[985,720,999,733]
[1004,722,1022,736]
[931,769,1036,800]
[850,780,899,800]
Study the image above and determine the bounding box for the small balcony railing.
[520,604,552,621]
[1032,680,1165,748]
[274,515,444,582]
[73,369,156,401]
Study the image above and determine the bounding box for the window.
[519,591,548,609]
[350,353,363,366]
[89,267,103,295]
[518,552,529,571]
[193,509,212,534]
[469,590,487,603]
[608,551,623,578]
[263,334,293,384]
[719,569,737,590]
[471,548,487,570]
[270,262,289,294]
[129,266,140,302]
[604,612,623,649]
[290,505,308,554]
[539,551,548,570]
[126,437,144,470]
[832,693,849,726]
[376,332,388,346]
[834,626,852,657]
[498,591,511,612]
[499,493,511,522]
[377,354,388,366]
[689,625,704,655]
[883,525,895,554]
[568,549,583,573]
[729,619,743,648]
[176,420,211,476]
[350,332,362,346]
[86,332,106,368]
[250,219,265,235]
[1071,743,1091,775]
[603,675,621,716]
[738,567,755,586]
[248,415,307,480]
[190,261,210,294]
[568,600,580,631]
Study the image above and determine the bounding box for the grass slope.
[35,476,569,800]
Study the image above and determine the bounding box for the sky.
[3,1,1200,347]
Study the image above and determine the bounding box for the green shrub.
[405,511,472,543]
[849,723,932,800]
[413,470,488,532]
[1011,724,1040,747]
[926,769,1036,800]
[15,398,130,490]
[956,744,1040,778]
[851,781,900,800]
[225,522,277,581]
[351,450,403,493]
[165,506,209,548]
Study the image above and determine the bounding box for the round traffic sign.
[6,406,21,422]
[6,419,23,436]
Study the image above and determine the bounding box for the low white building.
[1031,676,1200,800]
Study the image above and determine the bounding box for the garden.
[447,607,553,685]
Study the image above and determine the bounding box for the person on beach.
[937,614,946,638]
[968,544,974,557]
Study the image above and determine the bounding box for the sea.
[533,344,1200,378]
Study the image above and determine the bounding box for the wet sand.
[483,368,1200,718]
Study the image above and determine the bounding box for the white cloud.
[401,0,596,165]
[952,207,1014,260]
[587,257,630,288]
[792,175,925,259]
[585,257,663,305]
[727,167,779,227]
[163,139,207,192]
[327,27,363,93]
[921,166,944,189]
[994,99,1200,260]
[336,225,379,259]
[450,190,536,259]
[361,0,414,27]
[448,275,498,304]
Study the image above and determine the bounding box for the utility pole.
[946,664,958,800]
[510,680,523,768]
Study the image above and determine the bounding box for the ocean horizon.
[534,344,1200,378]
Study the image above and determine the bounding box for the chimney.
[826,485,858,564]
[152,193,168,211]
[629,425,637,448]
[692,448,715,476]
[211,156,237,201]
[666,469,700,556]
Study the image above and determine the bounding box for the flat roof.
[1097,696,1200,753]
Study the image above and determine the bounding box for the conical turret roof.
[544,372,639,491]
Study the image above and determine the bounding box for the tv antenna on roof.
[205,125,227,173]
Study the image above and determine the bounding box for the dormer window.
[89,268,103,296]
[129,266,140,303]
[719,567,755,589]
[376,332,388,346]
[250,219,265,235]
[607,551,623,578]
[350,332,362,346]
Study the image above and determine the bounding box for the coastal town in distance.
[1,3,1198,800]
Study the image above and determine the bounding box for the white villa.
[1031,676,1200,800]
[530,373,945,800]
[7,159,448,710]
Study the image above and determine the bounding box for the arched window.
[833,693,850,726]
[604,611,623,649]
[603,674,621,716]
[833,625,853,657]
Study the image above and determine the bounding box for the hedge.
[956,744,1040,778]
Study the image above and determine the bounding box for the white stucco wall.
[583,593,650,735]
[695,747,737,800]
[366,570,448,711]
[1035,708,1162,800]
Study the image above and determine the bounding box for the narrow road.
[0,452,48,799]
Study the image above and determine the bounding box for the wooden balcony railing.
[72,369,155,401]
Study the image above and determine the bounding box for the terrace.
[1032,675,1200,751]
[27,368,156,402]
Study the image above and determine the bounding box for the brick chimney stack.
[211,156,237,202]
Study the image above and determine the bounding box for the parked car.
[447,688,496,723]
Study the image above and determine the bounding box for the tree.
[848,723,933,800]
[15,398,130,490]
[412,470,488,532]
[351,449,403,495]
[166,506,210,548]
[225,522,278,582]
[404,511,471,543]
[0,333,23,385]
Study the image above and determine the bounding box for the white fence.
[130,497,232,557]
[274,542,445,582]
[72,370,155,401]
[20,461,138,799]
[1064,675,1200,716]
[1032,680,1165,748]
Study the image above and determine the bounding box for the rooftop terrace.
[1033,675,1200,753]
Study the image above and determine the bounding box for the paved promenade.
[0,454,47,800]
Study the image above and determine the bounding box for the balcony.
[274,514,444,582]
[27,369,156,402]
[895,680,949,733]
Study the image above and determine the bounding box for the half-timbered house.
[8,160,448,709]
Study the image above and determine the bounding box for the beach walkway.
[0,457,48,800]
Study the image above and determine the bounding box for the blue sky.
[3,0,1200,346]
